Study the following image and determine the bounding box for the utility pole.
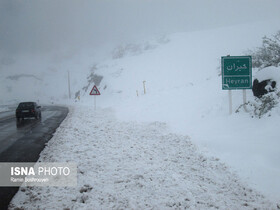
[68,71,71,99]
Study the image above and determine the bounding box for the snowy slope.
[77,21,280,203]
[2,20,280,206]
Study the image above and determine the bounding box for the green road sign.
[221,56,252,90]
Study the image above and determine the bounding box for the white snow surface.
[0,107,8,112]
[3,21,280,208]
[10,106,276,209]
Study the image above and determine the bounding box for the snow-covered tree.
[251,31,280,69]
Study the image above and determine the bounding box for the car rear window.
[18,103,34,109]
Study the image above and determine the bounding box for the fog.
[1,0,280,54]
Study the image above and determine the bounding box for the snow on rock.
[10,105,275,209]
[254,66,280,83]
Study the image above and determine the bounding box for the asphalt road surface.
[0,105,68,210]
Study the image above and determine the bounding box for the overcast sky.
[1,0,280,54]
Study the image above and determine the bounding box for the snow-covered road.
[10,106,276,209]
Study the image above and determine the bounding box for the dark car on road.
[16,102,41,120]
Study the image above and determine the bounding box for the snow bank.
[10,106,276,209]
[0,107,8,112]
[254,66,280,82]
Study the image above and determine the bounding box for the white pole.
[229,90,232,115]
[243,89,248,112]
[94,95,96,111]
[68,71,71,99]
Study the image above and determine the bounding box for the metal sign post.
[243,89,248,112]
[221,56,252,115]
[143,81,146,94]
[229,90,232,115]
[94,95,96,110]
[89,85,101,110]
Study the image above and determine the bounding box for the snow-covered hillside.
[2,20,280,205]
[80,21,280,203]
